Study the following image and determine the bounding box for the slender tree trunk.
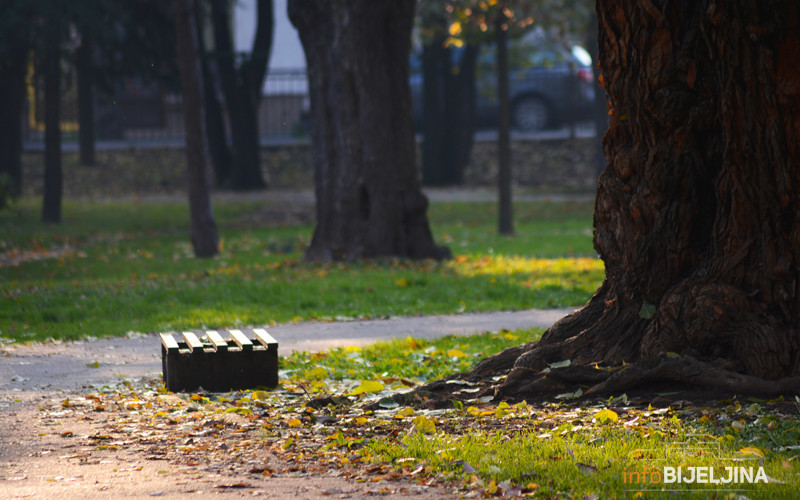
[0,10,31,205]
[289,0,450,261]
[174,0,219,258]
[42,20,62,224]
[195,0,231,187]
[76,35,96,167]
[496,11,513,236]
[421,36,447,186]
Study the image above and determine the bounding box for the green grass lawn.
[0,197,602,342]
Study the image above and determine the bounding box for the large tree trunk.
[42,18,62,224]
[408,0,800,403]
[174,0,219,258]
[209,0,271,190]
[289,0,450,261]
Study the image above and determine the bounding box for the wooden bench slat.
[206,330,228,352]
[160,333,180,353]
[229,329,253,351]
[182,331,204,352]
[253,328,278,347]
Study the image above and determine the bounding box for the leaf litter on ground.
[48,329,800,499]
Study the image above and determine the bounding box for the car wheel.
[511,96,551,132]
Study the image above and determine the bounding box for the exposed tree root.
[382,352,800,410]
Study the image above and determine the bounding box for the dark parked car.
[411,39,595,132]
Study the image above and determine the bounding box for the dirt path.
[0,308,572,499]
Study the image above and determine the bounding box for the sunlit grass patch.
[281,328,544,384]
[366,401,800,499]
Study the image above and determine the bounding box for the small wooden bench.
[160,328,278,392]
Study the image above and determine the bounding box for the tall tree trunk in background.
[174,0,219,257]
[289,0,450,261]
[195,0,231,187]
[412,0,800,402]
[420,35,447,186]
[496,10,513,236]
[443,43,477,186]
[76,34,96,167]
[421,42,478,187]
[209,0,272,190]
[0,6,31,206]
[42,17,62,224]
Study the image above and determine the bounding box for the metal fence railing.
[22,69,309,147]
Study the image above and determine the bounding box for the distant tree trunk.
[174,0,219,257]
[289,0,450,261]
[586,9,607,179]
[209,0,272,190]
[496,11,513,236]
[76,35,96,167]
[0,8,31,206]
[405,0,800,403]
[195,0,231,187]
[42,18,62,224]
[421,42,478,187]
[421,36,447,186]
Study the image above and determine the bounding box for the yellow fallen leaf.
[251,390,269,401]
[287,418,302,427]
[739,446,764,457]
[496,401,510,418]
[355,417,369,425]
[412,416,436,434]
[447,349,467,358]
[348,380,384,396]
[397,407,415,418]
[395,278,408,287]
[595,409,619,424]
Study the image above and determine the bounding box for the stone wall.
[21,137,601,197]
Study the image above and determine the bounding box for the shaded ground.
[0,308,572,499]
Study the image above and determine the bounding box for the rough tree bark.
[414,0,800,402]
[174,0,219,258]
[209,0,272,190]
[289,0,450,262]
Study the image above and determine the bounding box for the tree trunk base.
[365,294,800,409]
